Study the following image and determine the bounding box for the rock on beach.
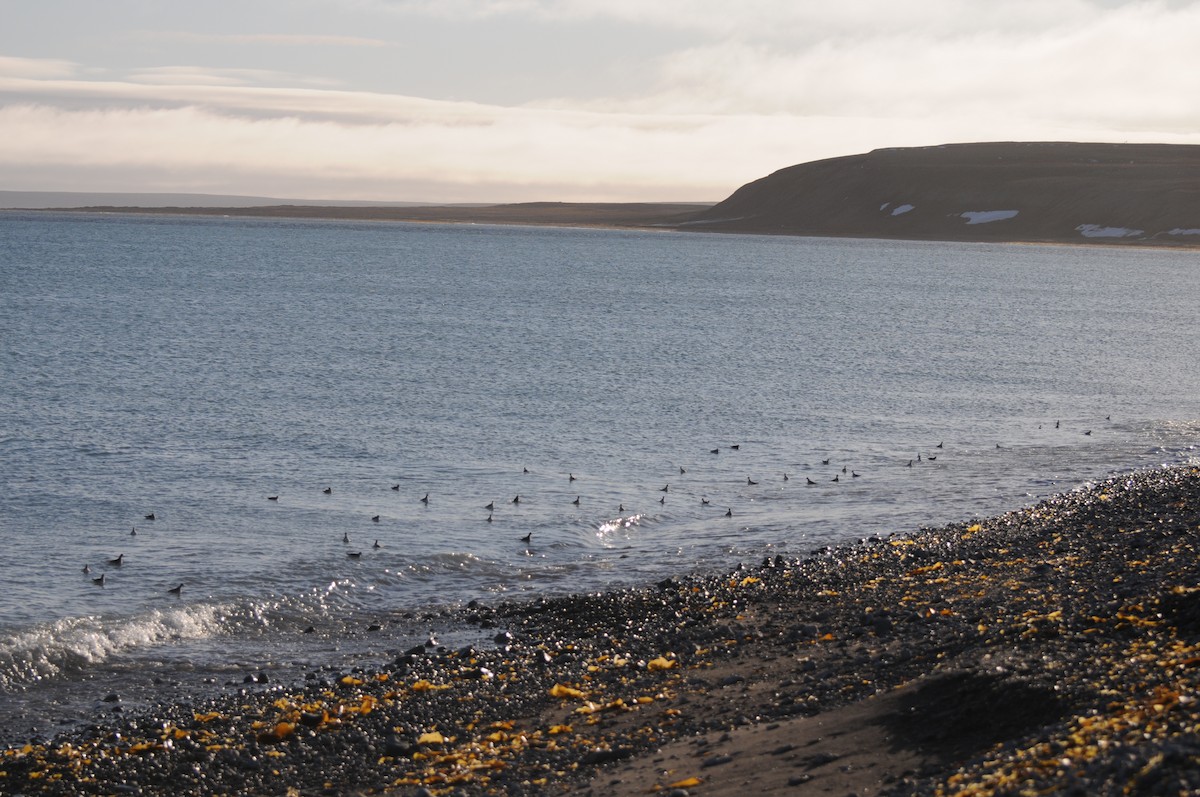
[5,466,1200,796]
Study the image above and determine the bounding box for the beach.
[4,464,1200,795]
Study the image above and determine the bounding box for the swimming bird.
[391,484,400,491]
[679,467,686,474]
[852,471,861,478]
[343,532,350,544]
[108,553,124,566]
[821,458,830,465]
[701,498,710,505]
[725,508,733,517]
[747,477,757,485]
[572,496,580,506]
[917,453,922,461]
[806,477,817,485]
[323,487,332,494]
[347,551,362,558]
[1084,430,1092,436]
[710,448,719,454]
[907,460,913,467]
[783,473,789,481]
[1055,420,1060,428]
[267,495,279,501]
[659,495,666,504]
[618,504,625,512]
[928,455,937,461]
[842,466,847,474]
[168,583,183,595]
[523,467,529,474]
[731,444,740,450]
[569,473,576,481]
[660,484,669,492]
[936,441,943,448]
[512,495,520,504]
[373,539,381,548]
[520,532,532,544]
[371,515,380,522]
[144,513,155,520]
[832,475,839,482]
[130,527,137,536]
[486,514,493,523]
[485,501,495,511]
[93,573,106,586]
[82,564,90,574]
[421,493,429,504]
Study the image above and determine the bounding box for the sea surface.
[2,211,1199,741]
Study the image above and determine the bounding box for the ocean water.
[2,211,1199,740]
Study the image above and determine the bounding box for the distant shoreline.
[16,202,1200,248]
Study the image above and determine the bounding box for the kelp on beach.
[4,465,1200,796]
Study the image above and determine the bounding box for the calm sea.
[2,211,1199,739]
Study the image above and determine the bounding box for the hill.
[683,141,1200,245]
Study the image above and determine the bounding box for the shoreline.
[4,464,1200,795]
[10,205,1200,249]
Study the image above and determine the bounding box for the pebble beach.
[5,464,1200,796]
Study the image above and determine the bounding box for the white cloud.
[134,30,390,48]
[0,56,78,80]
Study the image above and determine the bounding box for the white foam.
[1167,228,1200,236]
[1076,224,1143,238]
[879,202,891,211]
[0,604,229,689]
[960,210,1019,225]
[891,204,915,216]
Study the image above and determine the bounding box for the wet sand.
[4,465,1200,795]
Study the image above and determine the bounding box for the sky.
[3,0,1200,203]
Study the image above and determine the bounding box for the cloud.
[0,56,78,80]
[134,30,390,48]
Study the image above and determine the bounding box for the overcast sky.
[3,0,1199,202]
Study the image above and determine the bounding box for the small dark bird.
[347,551,362,558]
[711,448,719,454]
[1106,415,1111,420]
[342,532,350,544]
[572,496,580,506]
[659,496,666,504]
[168,583,183,595]
[731,444,740,450]
[520,532,532,543]
[144,513,155,520]
[323,487,332,494]
[725,508,733,517]
[421,493,429,504]
[747,477,757,485]
[917,453,922,461]
[485,501,495,511]
[783,473,789,481]
[928,455,937,461]
[511,495,520,504]
[93,573,106,586]
[373,540,381,548]
[852,471,861,478]
[660,484,669,492]
[569,473,576,481]
[806,477,817,485]
[907,460,913,467]
[371,515,380,522]
[267,495,279,501]
[701,497,710,505]
[523,467,529,474]
[108,553,124,566]
[486,514,493,523]
[936,441,943,448]
[82,564,90,574]
[821,458,830,465]
[391,484,400,491]
[680,467,686,474]
[1055,420,1060,428]
[842,466,847,474]
[1084,430,1092,436]
[832,475,839,482]
[130,527,137,536]
[619,504,625,512]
